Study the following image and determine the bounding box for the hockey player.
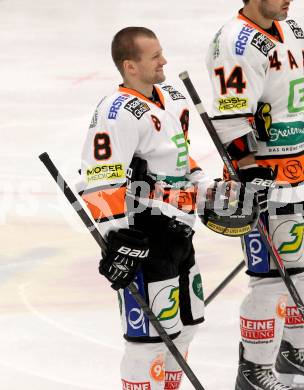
[79,27,258,389]
[206,0,304,389]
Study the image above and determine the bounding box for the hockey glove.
[238,165,276,212]
[99,228,149,290]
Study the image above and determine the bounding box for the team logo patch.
[272,220,304,262]
[86,163,125,182]
[149,354,165,382]
[286,20,304,39]
[122,380,151,390]
[240,317,275,340]
[218,96,248,111]
[251,32,276,57]
[192,274,204,301]
[124,98,150,119]
[283,160,303,181]
[276,295,288,319]
[161,85,185,100]
[285,306,304,326]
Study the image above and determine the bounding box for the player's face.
[259,0,292,21]
[133,37,167,84]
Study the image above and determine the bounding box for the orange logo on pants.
[149,354,165,382]
[276,295,288,319]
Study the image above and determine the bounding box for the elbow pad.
[226,131,258,162]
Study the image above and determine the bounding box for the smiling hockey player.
[78,27,259,390]
[206,0,304,389]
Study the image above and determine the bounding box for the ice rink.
[1,0,304,389]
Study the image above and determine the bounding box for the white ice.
[1,0,304,389]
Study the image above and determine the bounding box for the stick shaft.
[39,152,205,390]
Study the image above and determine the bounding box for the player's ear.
[123,59,137,76]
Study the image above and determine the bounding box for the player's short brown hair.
[243,0,249,4]
[111,27,157,76]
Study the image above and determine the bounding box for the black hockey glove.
[99,229,149,290]
[238,165,276,212]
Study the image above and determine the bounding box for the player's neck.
[122,80,153,99]
[242,6,273,29]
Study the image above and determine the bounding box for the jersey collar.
[118,85,165,109]
[238,9,284,43]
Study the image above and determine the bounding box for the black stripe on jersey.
[79,182,127,196]
[95,213,126,224]
[212,113,253,120]
[190,167,203,174]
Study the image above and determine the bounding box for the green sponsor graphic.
[278,223,304,254]
[288,78,304,113]
[192,274,204,301]
[171,133,188,168]
[267,121,304,147]
[157,287,179,321]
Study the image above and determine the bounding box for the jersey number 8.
[94,133,112,160]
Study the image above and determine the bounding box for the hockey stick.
[205,260,245,306]
[179,71,304,319]
[39,152,205,390]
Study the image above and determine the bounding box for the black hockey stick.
[179,71,304,319]
[39,152,205,390]
[205,260,245,306]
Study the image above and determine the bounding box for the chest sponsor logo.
[171,133,188,168]
[218,96,248,111]
[161,85,185,100]
[285,306,304,326]
[288,78,304,114]
[108,94,129,119]
[124,98,150,120]
[240,317,275,340]
[267,122,304,147]
[286,20,304,39]
[122,380,151,390]
[235,24,255,55]
[86,163,125,182]
[251,32,276,57]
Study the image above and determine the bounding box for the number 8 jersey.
[206,11,304,200]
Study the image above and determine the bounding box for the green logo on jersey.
[157,287,179,321]
[288,78,304,113]
[171,133,188,168]
[192,274,204,301]
[278,223,304,254]
[267,121,304,146]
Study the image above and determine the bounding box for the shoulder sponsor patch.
[235,24,255,55]
[161,85,185,100]
[108,94,129,120]
[218,96,248,111]
[286,20,304,39]
[124,97,150,120]
[251,32,276,56]
[89,109,98,129]
[86,163,125,182]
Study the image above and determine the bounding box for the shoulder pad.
[123,97,150,120]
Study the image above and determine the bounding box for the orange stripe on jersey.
[189,156,203,174]
[237,13,284,43]
[81,184,127,222]
[256,155,304,185]
[118,86,165,109]
[150,186,197,213]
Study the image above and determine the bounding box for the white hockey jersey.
[206,11,304,201]
[79,84,211,234]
